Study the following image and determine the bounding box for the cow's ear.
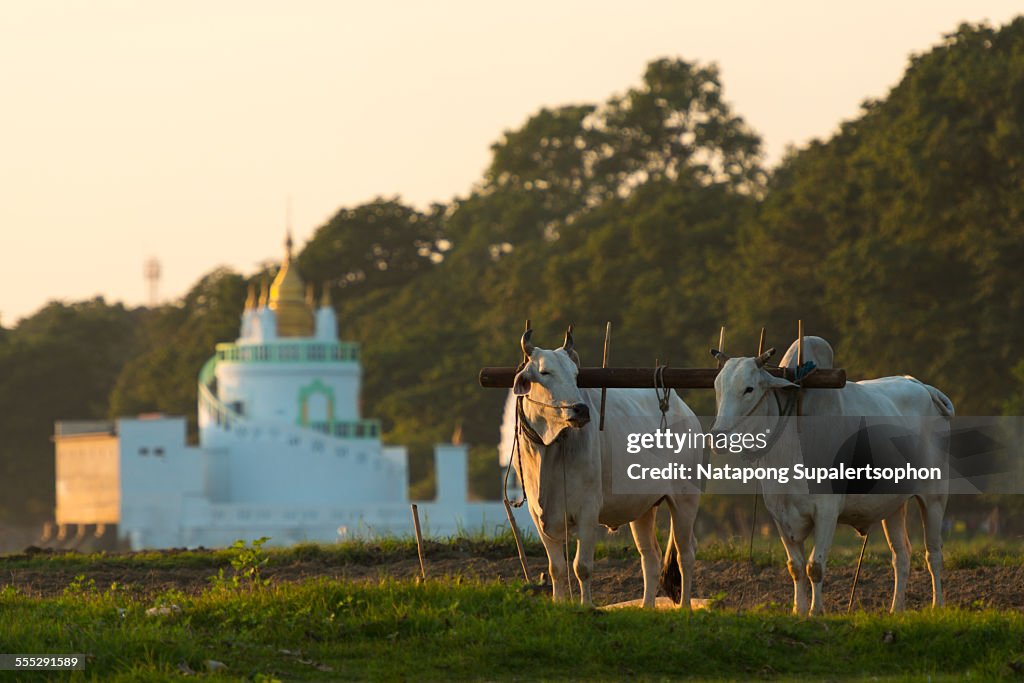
[513,368,532,396]
[567,349,581,368]
[764,372,798,389]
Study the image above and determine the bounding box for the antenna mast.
[143,257,161,306]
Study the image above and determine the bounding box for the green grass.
[0,578,1021,681]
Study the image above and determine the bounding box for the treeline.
[2,20,1023,524]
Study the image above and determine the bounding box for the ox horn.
[561,324,575,353]
[521,328,535,358]
[562,324,581,367]
[755,347,776,368]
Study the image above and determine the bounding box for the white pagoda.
[53,234,520,550]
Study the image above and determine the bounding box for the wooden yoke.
[481,323,847,390]
[479,365,846,389]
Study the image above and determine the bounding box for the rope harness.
[503,379,587,505]
[737,360,817,463]
[503,397,532,508]
[523,394,577,413]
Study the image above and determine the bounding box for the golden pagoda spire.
[305,283,315,307]
[268,231,314,337]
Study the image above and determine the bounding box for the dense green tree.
[0,299,143,524]
[297,197,445,306]
[730,20,1024,414]
[1004,362,1024,416]
[109,268,249,437]
[328,56,765,460]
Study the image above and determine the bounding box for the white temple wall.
[215,361,361,424]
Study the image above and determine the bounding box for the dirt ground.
[4,548,1023,612]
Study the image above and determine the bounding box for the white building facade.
[54,235,523,550]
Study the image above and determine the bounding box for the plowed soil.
[4,548,1022,612]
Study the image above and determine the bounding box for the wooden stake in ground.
[848,531,870,612]
[503,499,531,583]
[410,504,426,580]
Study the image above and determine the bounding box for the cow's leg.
[666,494,699,610]
[574,521,597,607]
[881,504,911,613]
[775,520,810,616]
[629,506,661,609]
[807,514,838,616]
[538,532,571,602]
[916,495,946,607]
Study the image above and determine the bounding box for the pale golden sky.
[1,1,1019,324]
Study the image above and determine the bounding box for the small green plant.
[63,574,98,597]
[210,537,272,591]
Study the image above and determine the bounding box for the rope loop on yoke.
[654,364,672,430]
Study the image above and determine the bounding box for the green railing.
[307,420,381,439]
[215,341,359,364]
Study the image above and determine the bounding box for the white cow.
[710,336,953,615]
[512,327,702,608]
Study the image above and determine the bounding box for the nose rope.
[523,394,577,412]
[743,388,772,418]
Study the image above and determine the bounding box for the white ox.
[512,327,702,607]
[710,336,953,615]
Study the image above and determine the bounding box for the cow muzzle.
[712,421,737,454]
[567,402,590,428]
[709,426,732,455]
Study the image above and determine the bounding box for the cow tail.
[659,518,682,604]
